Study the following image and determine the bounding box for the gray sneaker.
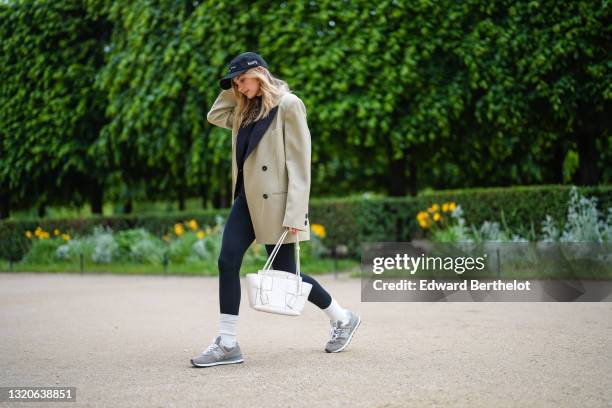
[191,336,244,367]
[325,310,361,353]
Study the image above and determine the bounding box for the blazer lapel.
[244,105,279,163]
[235,122,255,168]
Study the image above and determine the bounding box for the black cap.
[219,52,269,90]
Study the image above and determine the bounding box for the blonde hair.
[231,66,291,127]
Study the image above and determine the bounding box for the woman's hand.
[285,226,303,234]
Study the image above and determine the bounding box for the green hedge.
[313,185,612,257]
[2,185,611,261]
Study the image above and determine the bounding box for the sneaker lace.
[330,321,347,341]
[203,342,222,356]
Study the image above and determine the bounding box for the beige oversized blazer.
[207,89,311,245]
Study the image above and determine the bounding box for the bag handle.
[262,229,288,271]
[262,228,301,279]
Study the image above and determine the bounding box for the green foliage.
[115,228,166,264]
[0,0,111,209]
[544,187,612,242]
[0,208,229,260]
[20,236,66,264]
[1,0,610,215]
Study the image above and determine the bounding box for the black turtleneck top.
[235,97,262,200]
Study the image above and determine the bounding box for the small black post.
[163,252,168,275]
[333,246,338,279]
[80,253,84,275]
[496,248,501,278]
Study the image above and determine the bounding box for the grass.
[0,258,360,277]
[4,255,609,280]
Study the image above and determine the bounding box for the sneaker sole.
[325,315,361,353]
[190,358,244,367]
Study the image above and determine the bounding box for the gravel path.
[1,272,611,407]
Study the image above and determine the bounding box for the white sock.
[323,298,349,324]
[218,313,238,347]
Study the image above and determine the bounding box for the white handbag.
[246,228,313,316]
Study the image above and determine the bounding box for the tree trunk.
[123,199,133,214]
[408,154,418,196]
[178,186,186,211]
[576,130,598,185]
[575,100,605,186]
[220,182,228,209]
[200,183,208,209]
[551,142,566,184]
[37,204,46,218]
[0,191,10,219]
[387,141,408,196]
[90,181,104,214]
[213,189,222,209]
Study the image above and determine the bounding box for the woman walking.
[191,52,361,367]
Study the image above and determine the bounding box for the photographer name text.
[372,279,532,291]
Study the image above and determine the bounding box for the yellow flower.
[53,228,60,236]
[39,231,50,239]
[34,227,43,237]
[25,231,33,239]
[162,235,170,242]
[449,202,457,210]
[416,211,429,221]
[196,230,206,239]
[442,203,449,212]
[433,212,441,221]
[174,223,185,236]
[311,223,326,238]
[427,203,440,213]
[418,219,430,229]
[61,233,70,241]
[186,219,198,231]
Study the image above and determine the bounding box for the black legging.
[218,194,332,315]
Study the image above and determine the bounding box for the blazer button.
[304,220,308,226]
[263,193,268,199]
[262,165,267,171]
[305,213,308,219]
